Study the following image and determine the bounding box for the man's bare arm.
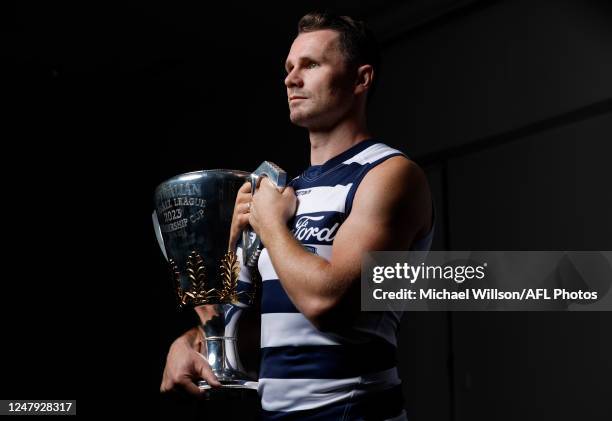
[251,156,432,328]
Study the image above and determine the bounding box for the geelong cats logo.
[293,215,340,243]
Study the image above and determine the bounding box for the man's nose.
[284,69,303,89]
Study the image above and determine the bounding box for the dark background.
[4,0,612,419]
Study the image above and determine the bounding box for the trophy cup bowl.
[153,164,285,392]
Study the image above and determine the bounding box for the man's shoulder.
[362,154,427,190]
[353,154,431,229]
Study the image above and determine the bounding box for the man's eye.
[307,62,318,69]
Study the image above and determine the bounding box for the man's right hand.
[229,181,253,250]
[160,328,221,395]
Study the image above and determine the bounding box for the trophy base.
[199,379,259,400]
[198,379,259,390]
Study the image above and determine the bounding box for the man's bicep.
[330,157,430,277]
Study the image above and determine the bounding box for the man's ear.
[354,64,374,95]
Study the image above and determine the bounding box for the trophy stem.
[197,305,257,391]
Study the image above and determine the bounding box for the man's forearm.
[263,221,339,321]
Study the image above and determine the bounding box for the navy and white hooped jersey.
[244,139,434,420]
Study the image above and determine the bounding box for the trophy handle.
[242,161,287,267]
[152,210,169,261]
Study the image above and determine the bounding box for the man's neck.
[309,119,372,166]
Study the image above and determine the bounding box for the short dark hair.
[297,12,381,97]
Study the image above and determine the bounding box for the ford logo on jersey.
[292,214,341,243]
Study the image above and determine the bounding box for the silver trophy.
[153,162,286,392]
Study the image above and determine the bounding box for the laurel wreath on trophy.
[217,250,241,303]
[168,258,187,306]
[170,250,256,306]
[187,251,219,306]
[169,252,214,306]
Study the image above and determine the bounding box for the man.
[161,12,434,420]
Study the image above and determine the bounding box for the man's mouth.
[289,96,307,101]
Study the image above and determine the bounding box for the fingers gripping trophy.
[153,162,286,392]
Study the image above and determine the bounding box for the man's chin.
[290,114,335,132]
[289,112,310,128]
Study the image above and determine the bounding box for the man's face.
[284,30,356,130]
